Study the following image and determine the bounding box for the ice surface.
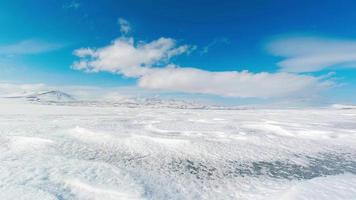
[275,174,356,200]
[0,99,356,199]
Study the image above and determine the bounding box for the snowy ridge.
[36,97,256,110]
[54,98,210,109]
[0,89,230,109]
[1,89,256,110]
[3,90,76,102]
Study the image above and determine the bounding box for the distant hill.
[4,90,76,102]
[1,90,256,110]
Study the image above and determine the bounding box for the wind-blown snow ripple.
[0,100,356,199]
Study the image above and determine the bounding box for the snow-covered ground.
[0,99,356,200]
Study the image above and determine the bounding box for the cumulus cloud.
[0,40,63,55]
[72,37,191,77]
[72,20,333,98]
[268,36,356,72]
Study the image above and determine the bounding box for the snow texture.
[0,99,355,199]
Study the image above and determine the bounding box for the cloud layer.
[138,67,330,98]
[268,36,356,72]
[72,19,332,98]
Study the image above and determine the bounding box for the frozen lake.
[1,100,356,200]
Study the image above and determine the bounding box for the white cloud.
[0,40,63,55]
[118,18,131,35]
[72,20,333,98]
[73,36,331,98]
[72,37,191,77]
[138,67,331,98]
[268,36,356,72]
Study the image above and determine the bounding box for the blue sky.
[1,0,356,104]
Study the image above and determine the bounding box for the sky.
[1,0,356,105]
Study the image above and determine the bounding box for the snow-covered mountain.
[2,90,209,108]
[52,97,212,109]
[4,90,76,102]
[1,89,254,109]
